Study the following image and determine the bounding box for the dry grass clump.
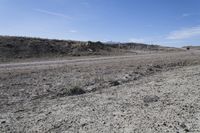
[109,80,121,86]
[67,86,86,96]
[58,86,86,96]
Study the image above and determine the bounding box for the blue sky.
[0,0,200,47]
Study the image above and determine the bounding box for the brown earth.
[0,50,200,132]
[0,36,181,63]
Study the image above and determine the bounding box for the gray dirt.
[1,51,200,132]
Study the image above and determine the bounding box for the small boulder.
[143,95,160,103]
[109,80,121,86]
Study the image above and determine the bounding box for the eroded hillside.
[0,36,179,62]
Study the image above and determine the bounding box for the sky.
[0,0,200,47]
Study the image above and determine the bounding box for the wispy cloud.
[145,24,153,28]
[81,2,90,7]
[181,13,192,17]
[181,13,200,18]
[69,30,78,33]
[34,9,71,19]
[128,35,164,44]
[167,26,200,40]
[129,38,146,43]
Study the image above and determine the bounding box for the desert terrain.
[1,36,200,132]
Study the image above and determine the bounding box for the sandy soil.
[0,50,200,133]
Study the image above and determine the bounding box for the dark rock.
[180,123,187,129]
[184,129,190,132]
[143,95,160,103]
[154,65,162,69]
[1,121,6,124]
[163,122,167,126]
[148,67,154,71]
[110,80,120,86]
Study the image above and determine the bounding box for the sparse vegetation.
[58,86,86,96]
[109,80,121,86]
[1,36,200,133]
[143,95,160,103]
[0,35,178,62]
[0,50,200,132]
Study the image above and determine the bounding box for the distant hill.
[0,36,179,61]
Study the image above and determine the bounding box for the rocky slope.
[0,36,178,62]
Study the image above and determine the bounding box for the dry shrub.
[58,86,86,96]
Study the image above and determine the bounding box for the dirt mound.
[0,36,112,58]
[0,36,177,62]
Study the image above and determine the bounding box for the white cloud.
[181,13,200,18]
[81,2,90,7]
[34,9,71,19]
[69,30,77,33]
[182,13,192,17]
[129,38,146,43]
[167,26,200,40]
[128,36,163,44]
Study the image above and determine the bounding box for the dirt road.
[1,51,200,132]
[0,55,150,70]
[0,51,199,71]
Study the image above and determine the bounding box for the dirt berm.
[0,36,178,62]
